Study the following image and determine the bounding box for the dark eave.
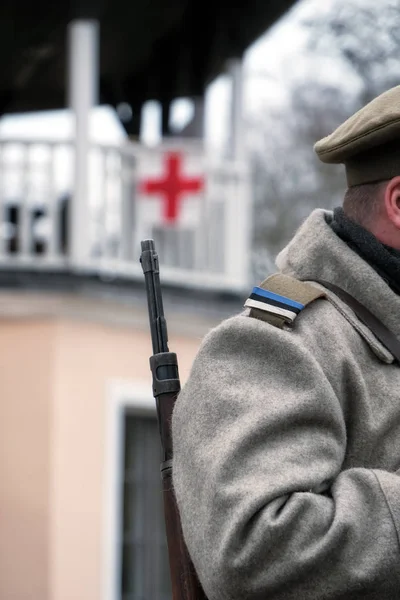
[0,0,297,132]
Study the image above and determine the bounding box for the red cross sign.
[140,151,204,223]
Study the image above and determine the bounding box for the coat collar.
[276,209,400,363]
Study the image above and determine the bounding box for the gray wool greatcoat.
[171,209,400,600]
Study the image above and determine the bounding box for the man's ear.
[384,176,400,230]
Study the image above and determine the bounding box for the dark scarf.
[330,207,400,295]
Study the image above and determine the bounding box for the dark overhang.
[0,0,297,132]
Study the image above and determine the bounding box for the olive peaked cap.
[314,86,400,186]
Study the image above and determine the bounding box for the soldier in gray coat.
[172,85,400,599]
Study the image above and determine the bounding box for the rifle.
[140,239,208,600]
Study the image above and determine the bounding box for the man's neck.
[346,210,400,251]
[331,207,400,295]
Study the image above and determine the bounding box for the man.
[172,85,400,599]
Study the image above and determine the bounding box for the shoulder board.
[245,274,326,329]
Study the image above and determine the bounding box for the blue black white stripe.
[244,286,305,323]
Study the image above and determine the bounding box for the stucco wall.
[50,320,201,600]
[0,321,54,600]
[0,293,208,600]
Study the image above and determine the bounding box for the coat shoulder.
[244,273,393,365]
[245,274,326,329]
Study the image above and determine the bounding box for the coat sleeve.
[171,313,400,600]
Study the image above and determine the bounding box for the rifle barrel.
[140,239,208,600]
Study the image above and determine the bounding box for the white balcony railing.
[0,139,251,292]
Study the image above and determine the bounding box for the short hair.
[342,180,388,227]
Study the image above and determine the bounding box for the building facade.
[0,134,249,600]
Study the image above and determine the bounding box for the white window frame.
[103,379,156,600]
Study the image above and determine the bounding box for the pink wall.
[0,321,54,600]
[50,320,200,600]
[0,301,210,600]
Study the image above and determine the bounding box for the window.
[121,414,172,600]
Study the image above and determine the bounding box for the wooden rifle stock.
[140,240,208,600]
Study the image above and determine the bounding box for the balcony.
[0,138,251,293]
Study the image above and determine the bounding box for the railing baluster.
[0,144,5,257]
[100,148,108,259]
[110,150,118,259]
[47,144,60,259]
[195,165,207,271]
[120,150,134,262]
[20,144,31,257]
